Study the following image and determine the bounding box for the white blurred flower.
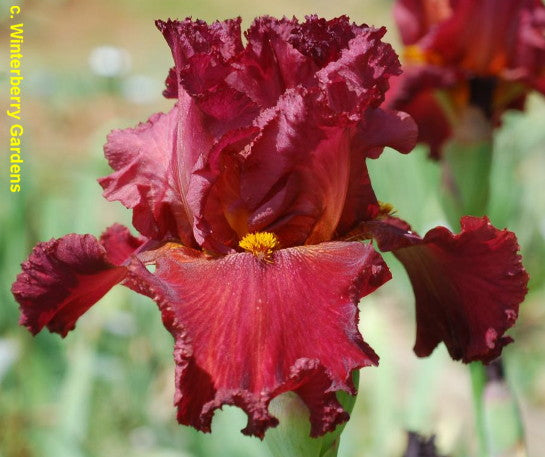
[88,45,131,77]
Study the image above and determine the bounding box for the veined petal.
[12,226,144,337]
[127,241,390,437]
[99,107,196,245]
[363,216,528,363]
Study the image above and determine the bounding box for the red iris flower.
[12,16,527,438]
[387,0,545,158]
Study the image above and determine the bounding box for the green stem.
[470,363,488,457]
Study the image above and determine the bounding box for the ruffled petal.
[127,241,390,437]
[316,27,401,116]
[363,216,528,363]
[227,16,317,109]
[157,18,261,136]
[99,107,196,245]
[13,227,143,336]
[288,15,366,68]
[156,17,244,100]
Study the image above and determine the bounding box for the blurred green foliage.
[1,1,545,457]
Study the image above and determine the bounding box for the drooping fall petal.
[126,241,390,438]
[12,226,144,337]
[363,216,528,363]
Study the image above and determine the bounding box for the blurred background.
[1,1,544,456]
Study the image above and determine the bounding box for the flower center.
[239,232,280,262]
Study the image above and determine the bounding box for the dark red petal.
[179,53,260,135]
[335,161,379,237]
[288,15,366,67]
[316,27,401,115]
[162,66,178,99]
[127,241,390,437]
[12,232,132,337]
[364,216,529,363]
[187,126,260,254]
[98,107,196,245]
[157,18,243,100]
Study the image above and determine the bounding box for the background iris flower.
[387,0,545,158]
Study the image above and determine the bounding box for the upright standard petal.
[157,18,261,136]
[127,241,390,438]
[156,17,244,100]
[316,26,401,115]
[189,87,356,250]
[12,226,144,337]
[363,216,528,363]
